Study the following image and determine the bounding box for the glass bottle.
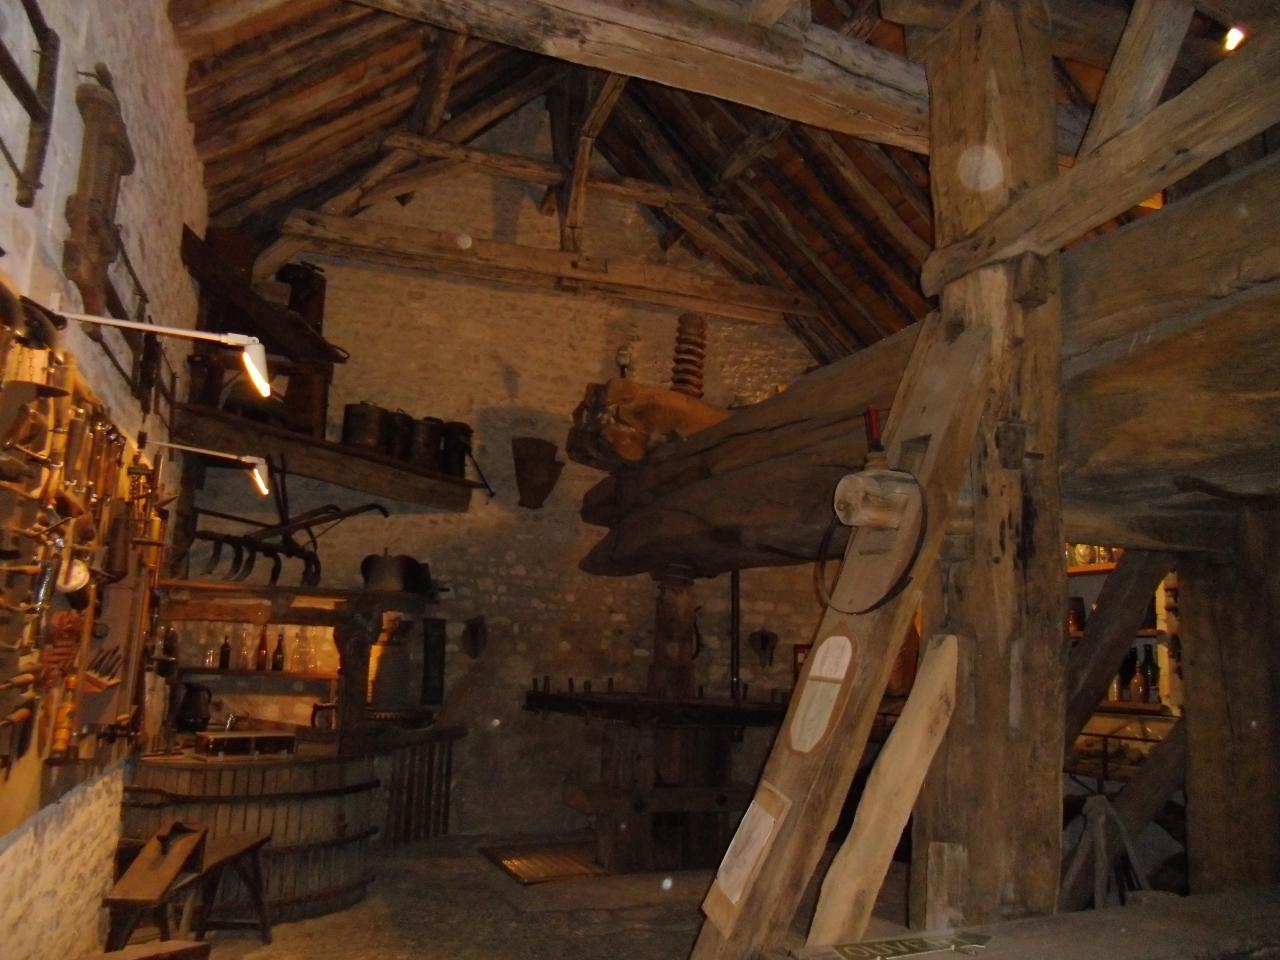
[255,625,270,670]
[1140,644,1160,704]
[271,631,286,671]
[218,633,231,669]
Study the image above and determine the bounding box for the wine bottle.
[218,634,231,670]
[255,626,269,670]
[271,631,286,671]
[1140,644,1160,704]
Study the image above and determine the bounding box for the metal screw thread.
[671,313,708,398]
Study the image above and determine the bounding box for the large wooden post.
[910,0,1065,928]
[689,4,1059,955]
[1180,506,1280,892]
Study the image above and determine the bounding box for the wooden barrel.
[123,754,378,923]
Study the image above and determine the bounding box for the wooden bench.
[105,823,272,950]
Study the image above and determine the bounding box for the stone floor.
[206,836,908,960]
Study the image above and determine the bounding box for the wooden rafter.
[562,73,629,251]
[922,27,1280,295]
[1079,0,1194,155]
[170,0,335,60]
[410,29,469,135]
[747,0,808,28]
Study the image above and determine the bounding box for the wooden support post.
[689,4,1061,947]
[911,0,1065,929]
[808,632,958,946]
[1179,506,1280,893]
[649,567,698,702]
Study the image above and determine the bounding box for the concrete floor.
[205,836,907,960]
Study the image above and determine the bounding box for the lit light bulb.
[1224,27,1245,51]
[455,233,473,250]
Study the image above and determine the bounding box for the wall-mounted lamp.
[150,441,270,497]
[58,311,271,398]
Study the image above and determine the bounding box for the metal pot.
[440,421,472,478]
[176,682,213,732]
[341,402,388,452]
[408,416,444,472]
[384,409,414,460]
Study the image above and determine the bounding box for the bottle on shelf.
[1117,647,1138,702]
[255,625,270,671]
[218,633,231,670]
[271,630,286,671]
[1140,643,1160,704]
[203,624,219,668]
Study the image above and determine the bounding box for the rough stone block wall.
[0,763,125,960]
[195,102,827,836]
[0,2,205,954]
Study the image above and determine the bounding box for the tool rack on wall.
[0,291,170,833]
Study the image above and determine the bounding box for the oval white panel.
[788,635,853,753]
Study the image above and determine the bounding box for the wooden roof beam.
[170,0,335,60]
[802,128,931,266]
[364,130,726,211]
[880,0,1222,80]
[277,209,822,324]
[351,0,1086,154]
[748,0,810,28]
[1080,0,1195,155]
[922,27,1280,295]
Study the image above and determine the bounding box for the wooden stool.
[105,824,272,950]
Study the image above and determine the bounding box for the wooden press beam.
[921,27,1280,294]
[910,0,1065,928]
[276,209,820,324]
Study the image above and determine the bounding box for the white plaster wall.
[0,762,125,960]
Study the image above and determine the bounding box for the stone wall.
[195,103,827,835]
[0,2,205,956]
[0,763,125,960]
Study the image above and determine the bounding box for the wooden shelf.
[1067,562,1117,576]
[173,403,481,510]
[178,667,337,682]
[1096,700,1170,716]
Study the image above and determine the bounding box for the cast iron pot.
[361,553,432,594]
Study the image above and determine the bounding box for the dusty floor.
[205,836,908,960]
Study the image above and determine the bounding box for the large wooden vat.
[123,754,378,923]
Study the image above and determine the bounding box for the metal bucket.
[341,402,388,452]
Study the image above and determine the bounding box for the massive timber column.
[910,0,1066,927]
[1180,506,1280,893]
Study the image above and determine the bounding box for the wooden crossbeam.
[276,210,820,323]
[1079,0,1194,155]
[365,131,723,212]
[921,28,1280,294]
